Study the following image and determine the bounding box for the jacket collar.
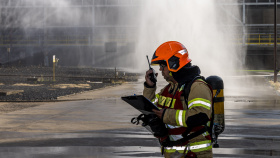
[172,65,201,86]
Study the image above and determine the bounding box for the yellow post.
[259,34,261,45]
[53,55,55,81]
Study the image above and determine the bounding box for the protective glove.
[147,114,168,137]
[131,114,169,145]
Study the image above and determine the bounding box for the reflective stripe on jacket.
[143,80,213,156]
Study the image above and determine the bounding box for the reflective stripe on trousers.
[165,141,212,153]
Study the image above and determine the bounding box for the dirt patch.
[0,102,41,113]
[0,66,139,101]
[51,84,91,89]
[13,83,44,87]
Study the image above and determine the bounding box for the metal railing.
[0,0,143,8]
[0,35,89,46]
[0,34,134,46]
[1,33,279,46]
[245,33,279,45]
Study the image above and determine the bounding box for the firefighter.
[144,41,213,158]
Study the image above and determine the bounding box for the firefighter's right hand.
[147,114,168,138]
[145,69,158,87]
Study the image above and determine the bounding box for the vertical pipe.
[43,2,45,61]
[92,2,95,65]
[243,0,246,45]
[7,47,10,66]
[8,34,11,66]
[274,0,278,83]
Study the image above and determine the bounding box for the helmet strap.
[169,72,173,76]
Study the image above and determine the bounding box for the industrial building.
[0,0,141,67]
[0,0,279,69]
[239,0,280,69]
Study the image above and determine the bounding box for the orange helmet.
[151,41,191,72]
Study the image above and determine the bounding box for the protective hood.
[172,65,201,86]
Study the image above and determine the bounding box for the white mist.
[135,0,244,80]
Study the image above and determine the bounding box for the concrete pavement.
[0,75,279,157]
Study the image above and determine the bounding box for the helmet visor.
[167,55,180,71]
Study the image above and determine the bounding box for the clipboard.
[121,95,159,115]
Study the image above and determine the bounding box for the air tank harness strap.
[183,75,205,103]
[214,89,221,98]
[162,126,208,147]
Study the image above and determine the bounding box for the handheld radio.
[146,55,157,83]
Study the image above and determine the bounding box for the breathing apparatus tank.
[206,76,224,148]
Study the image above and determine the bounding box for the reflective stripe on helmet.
[188,98,211,110]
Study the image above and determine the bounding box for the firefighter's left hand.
[152,109,164,119]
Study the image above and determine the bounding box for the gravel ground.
[0,66,139,102]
